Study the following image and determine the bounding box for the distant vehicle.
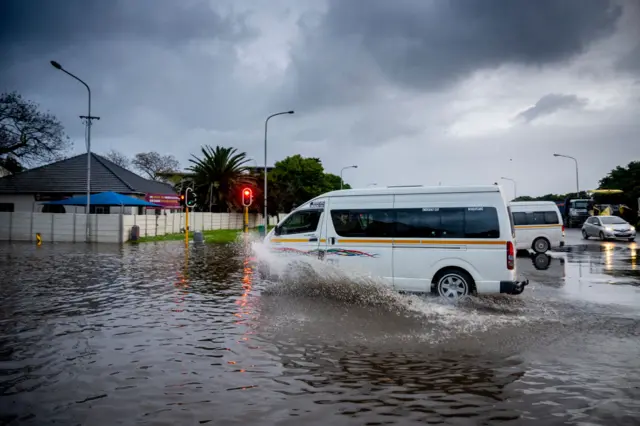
[263,185,528,299]
[509,201,564,253]
[562,197,590,228]
[582,215,636,241]
[588,189,634,223]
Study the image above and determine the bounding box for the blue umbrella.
[41,191,163,207]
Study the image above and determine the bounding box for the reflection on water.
[0,241,639,425]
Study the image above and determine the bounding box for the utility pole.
[51,60,99,242]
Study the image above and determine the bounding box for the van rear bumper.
[500,279,529,295]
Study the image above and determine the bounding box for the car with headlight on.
[582,215,636,241]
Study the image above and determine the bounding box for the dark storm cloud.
[0,0,259,150]
[0,0,251,54]
[516,94,587,123]
[283,0,622,109]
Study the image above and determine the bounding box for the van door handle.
[329,237,335,245]
[309,237,318,242]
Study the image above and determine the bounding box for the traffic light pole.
[241,187,253,234]
[184,191,189,247]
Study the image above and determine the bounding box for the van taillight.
[562,224,565,236]
[507,241,515,270]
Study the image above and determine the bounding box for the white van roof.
[322,185,502,198]
[509,201,558,207]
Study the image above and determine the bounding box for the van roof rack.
[386,185,423,188]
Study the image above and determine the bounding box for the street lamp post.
[340,165,358,189]
[500,177,517,200]
[553,153,580,195]
[264,111,294,233]
[50,60,99,242]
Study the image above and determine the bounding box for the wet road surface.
[0,229,639,425]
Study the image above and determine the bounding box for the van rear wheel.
[433,269,473,299]
[532,237,550,253]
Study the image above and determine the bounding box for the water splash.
[249,240,540,343]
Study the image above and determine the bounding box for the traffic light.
[241,187,253,206]
[179,192,186,206]
[185,188,196,207]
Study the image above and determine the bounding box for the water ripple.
[0,241,638,425]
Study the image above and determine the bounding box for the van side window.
[395,209,441,238]
[279,210,322,235]
[513,210,559,226]
[512,212,527,226]
[465,207,500,238]
[331,210,394,237]
[352,207,500,239]
[543,212,559,224]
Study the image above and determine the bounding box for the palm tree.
[188,145,254,212]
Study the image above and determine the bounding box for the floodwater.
[0,229,639,425]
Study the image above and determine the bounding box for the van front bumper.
[500,279,529,295]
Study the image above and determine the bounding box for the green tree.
[598,161,640,217]
[323,173,351,192]
[188,145,254,212]
[268,155,351,213]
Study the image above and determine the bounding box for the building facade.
[0,153,179,214]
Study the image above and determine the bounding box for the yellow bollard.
[36,233,42,246]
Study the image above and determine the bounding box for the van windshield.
[573,201,588,209]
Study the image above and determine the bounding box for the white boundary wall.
[0,212,278,243]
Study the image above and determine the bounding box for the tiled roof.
[0,153,176,195]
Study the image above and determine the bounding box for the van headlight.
[631,226,636,231]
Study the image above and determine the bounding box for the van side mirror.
[274,225,281,236]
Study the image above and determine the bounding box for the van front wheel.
[433,268,473,299]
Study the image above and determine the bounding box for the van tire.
[532,237,550,253]
[432,268,475,299]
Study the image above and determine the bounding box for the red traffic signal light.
[179,193,186,206]
[241,187,253,206]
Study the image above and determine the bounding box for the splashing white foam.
[248,240,542,344]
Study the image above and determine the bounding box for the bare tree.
[0,91,70,165]
[103,149,131,169]
[132,151,180,181]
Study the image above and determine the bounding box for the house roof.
[0,153,176,195]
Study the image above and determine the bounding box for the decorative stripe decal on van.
[271,247,379,258]
[337,239,505,245]
[419,240,505,245]
[271,238,311,243]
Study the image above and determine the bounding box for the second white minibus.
[509,201,564,253]
[262,185,529,299]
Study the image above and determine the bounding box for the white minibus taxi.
[263,185,528,299]
[508,201,564,253]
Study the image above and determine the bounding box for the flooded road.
[1,229,639,425]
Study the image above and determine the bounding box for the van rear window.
[330,207,500,239]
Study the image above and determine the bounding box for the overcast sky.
[1,0,639,197]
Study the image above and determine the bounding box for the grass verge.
[134,227,273,244]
